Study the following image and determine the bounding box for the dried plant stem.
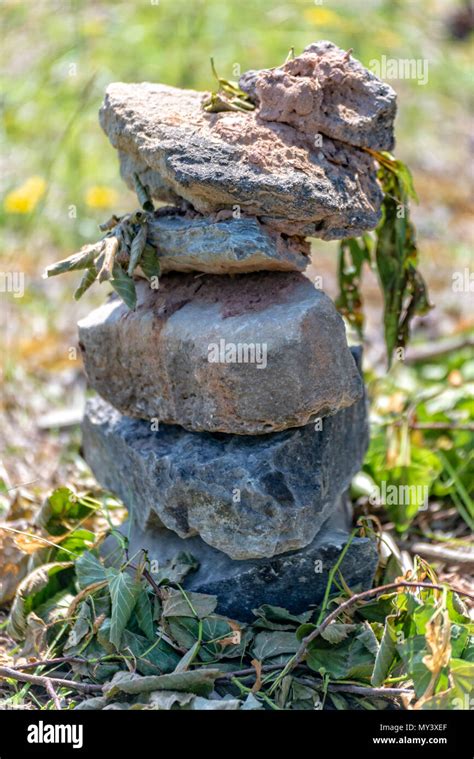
[0,665,101,695]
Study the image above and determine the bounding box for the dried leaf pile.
[0,487,472,711]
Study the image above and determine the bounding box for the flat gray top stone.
[146,209,309,273]
[100,76,384,239]
[78,272,363,435]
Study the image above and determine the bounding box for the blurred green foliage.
[1,0,472,255]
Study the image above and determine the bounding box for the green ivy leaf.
[134,589,155,641]
[162,588,217,619]
[106,569,142,648]
[76,551,107,589]
[371,615,398,686]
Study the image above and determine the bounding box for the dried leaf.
[98,236,119,282]
[7,562,73,641]
[127,222,147,276]
[99,214,120,232]
[133,174,154,212]
[139,244,161,281]
[43,244,100,278]
[103,668,220,699]
[74,265,97,300]
[110,262,137,310]
[251,658,262,693]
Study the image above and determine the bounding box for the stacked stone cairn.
[79,42,397,620]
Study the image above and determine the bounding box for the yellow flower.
[80,18,105,38]
[85,185,119,209]
[303,7,356,32]
[4,176,47,214]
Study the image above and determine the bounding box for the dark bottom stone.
[105,497,378,621]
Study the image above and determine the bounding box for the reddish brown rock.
[78,273,363,435]
[239,40,397,151]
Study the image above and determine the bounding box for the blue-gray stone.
[81,348,368,560]
[106,497,378,622]
[146,209,309,273]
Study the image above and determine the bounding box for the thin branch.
[404,335,474,364]
[216,663,297,682]
[216,581,473,689]
[127,560,165,600]
[290,580,474,674]
[217,668,413,700]
[295,676,413,699]
[410,542,474,566]
[392,421,474,432]
[0,666,101,695]
[45,678,62,709]
[10,656,96,670]
[142,568,166,600]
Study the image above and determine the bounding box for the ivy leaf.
[106,569,142,648]
[371,615,399,686]
[397,634,433,698]
[120,630,179,675]
[152,552,199,585]
[76,551,107,589]
[162,588,217,619]
[252,631,299,661]
[134,589,155,641]
[252,604,313,631]
[321,623,357,645]
[305,625,378,681]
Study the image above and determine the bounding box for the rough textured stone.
[99,80,383,240]
[105,498,378,621]
[81,363,368,559]
[78,273,363,434]
[239,40,396,151]
[146,208,309,274]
